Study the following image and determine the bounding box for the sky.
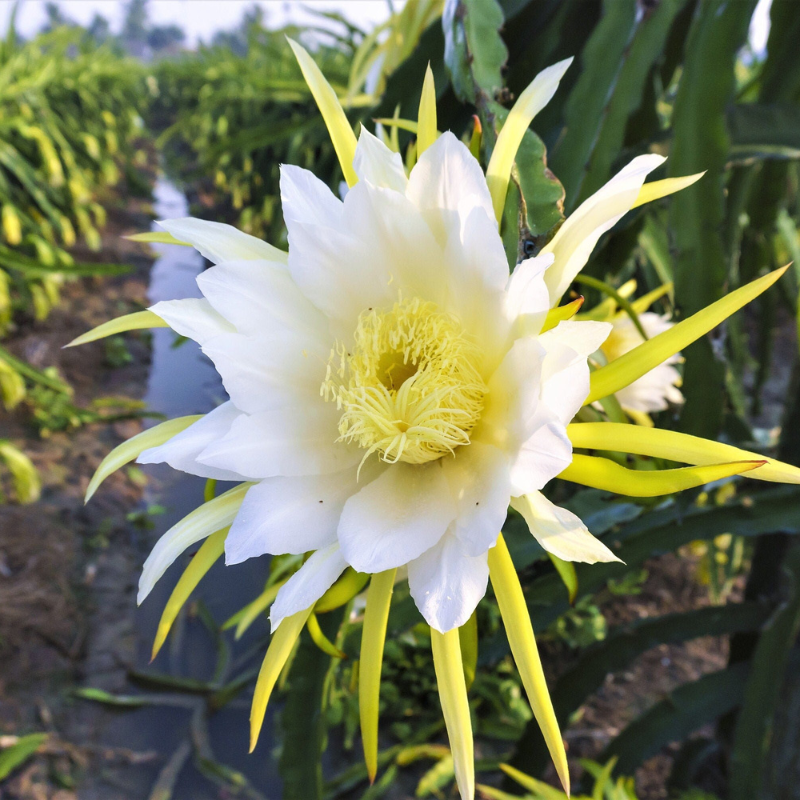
[0,0,772,56]
[0,1,401,46]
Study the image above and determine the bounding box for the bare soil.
[0,188,159,798]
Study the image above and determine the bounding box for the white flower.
[600,312,684,413]
[136,129,620,634]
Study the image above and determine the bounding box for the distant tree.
[210,3,264,56]
[121,0,148,56]
[147,24,185,52]
[87,13,112,45]
[42,2,75,32]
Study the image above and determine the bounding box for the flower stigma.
[322,297,487,467]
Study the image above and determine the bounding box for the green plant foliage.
[0,26,145,313]
[668,0,758,438]
[729,541,800,800]
[0,733,48,781]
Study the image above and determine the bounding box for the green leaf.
[600,663,750,774]
[490,485,800,660]
[573,0,689,206]
[443,0,508,105]
[729,542,800,800]
[483,101,565,266]
[0,733,48,781]
[547,0,638,210]
[510,603,770,777]
[666,0,758,438]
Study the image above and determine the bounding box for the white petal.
[505,253,555,337]
[285,212,391,338]
[201,331,328,415]
[225,468,366,564]
[138,401,251,481]
[511,492,621,564]
[197,260,328,340]
[280,164,344,229]
[443,442,510,556]
[438,200,512,362]
[270,543,347,631]
[197,401,359,479]
[542,154,666,305]
[539,320,612,425]
[541,319,612,360]
[337,462,456,573]
[477,336,545,453]
[282,164,394,332]
[353,128,408,192]
[159,218,287,264]
[138,484,249,604]
[508,411,573,496]
[616,363,684,412]
[407,131,494,229]
[343,180,447,308]
[149,298,234,345]
[408,529,489,633]
[407,132,508,295]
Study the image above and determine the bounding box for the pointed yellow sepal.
[586,266,789,406]
[431,627,474,800]
[287,38,358,188]
[499,763,560,796]
[541,297,584,333]
[250,605,314,752]
[625,408,654,427]
[151,526,227,660]
[631,282,673,313]
[417,64,437,158]
[223,580,286,639]
[85,415,202,502]
[66,309,169,348]
[485,58,573,226]
[138,483,251,605]
[567,422,800,485]
[459,611,478,691]
[548,553,578,604]
[488,534,569,796]
[632,172,705,209]
[373,117,419,135]
[360,568,396,783]
[315,568,370,613]
[125,231,191,246]
[388,104,401,153]
[307,612,346,659]
[560,453,765,497]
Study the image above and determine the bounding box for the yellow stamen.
[322,298,486,466]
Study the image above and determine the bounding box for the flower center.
[322,297,486,466]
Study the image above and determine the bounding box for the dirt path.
[0,189,162,798]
